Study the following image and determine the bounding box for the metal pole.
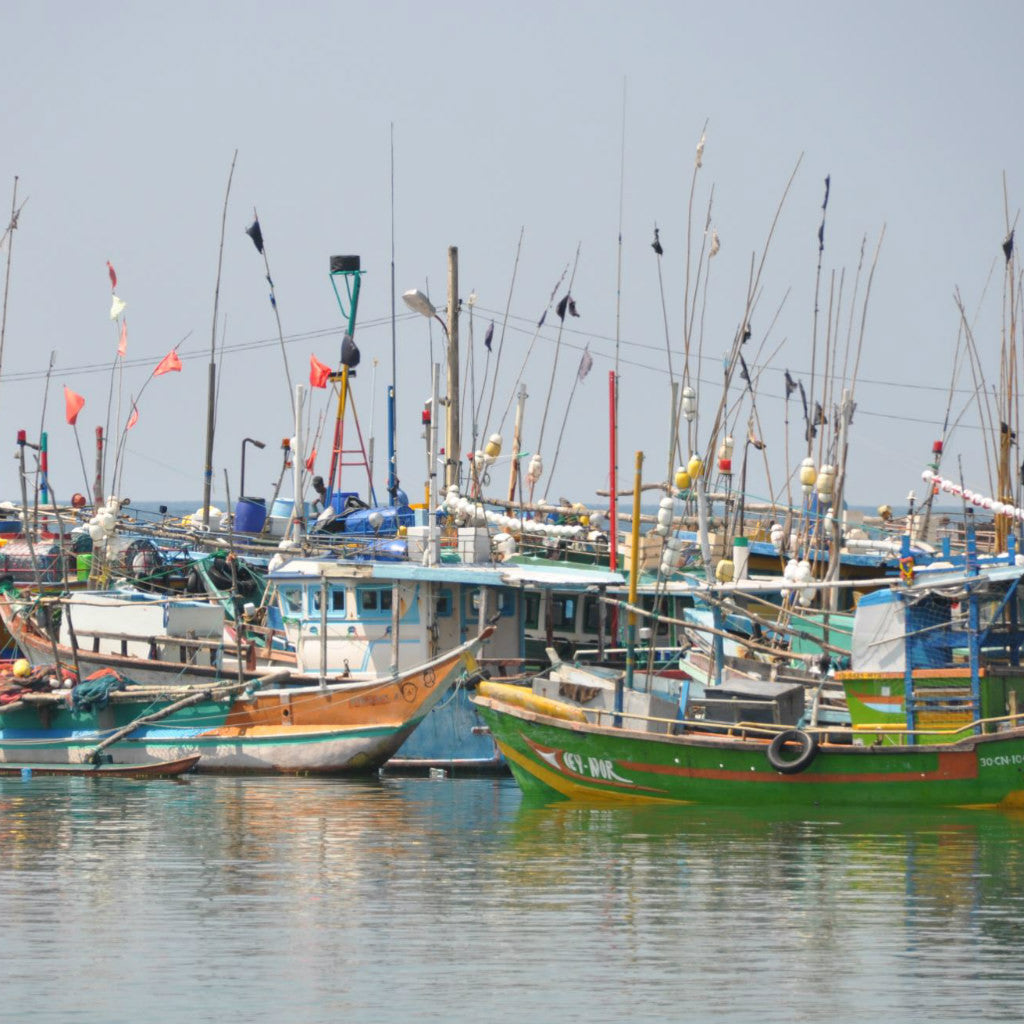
[390,579,400,676]
[427,364,440,567]
[445,246,460,489]
[622,450,643,715]
[93,427,104,505]
[291,385,306,543]
[387,384,397,504]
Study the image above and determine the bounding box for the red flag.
[126,405,139,430]
[304,448,317,472]
[107,261,117,290]
[117,319,127,357]
[154,349,182,376]
[310,354,331,389]
[64,386,85,426]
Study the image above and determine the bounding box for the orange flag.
[64,386,85,426]
[154,349,182,376]
[107,261,117,291]
[118,319,127,357]
[304,448,317,472]
[310,354,331,389]
[126,405,139,430]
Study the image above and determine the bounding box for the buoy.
[715,558,734,582]
[681,386,697,422]
[527,453,543,484]
[816,464,835,503]
[484,433,502,459]
[13,659,30,678]
[656,496,674,535]
[717,436,734,474]
[674,466,691,491]
[799,457,816,494]
[687,454,703,479]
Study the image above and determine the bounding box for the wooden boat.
[0,627,493,774]
[471,679,1024,809]
[0,755,201,777]
[472,544,1024,809]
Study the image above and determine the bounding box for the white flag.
[577,346,593,382]
[110,294,127,320]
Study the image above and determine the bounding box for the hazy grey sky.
[2,1,1022,512]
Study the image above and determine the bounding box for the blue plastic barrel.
[234,497,267,533]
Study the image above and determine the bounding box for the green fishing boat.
[472,679,1024,808]
[472,541,1024,810]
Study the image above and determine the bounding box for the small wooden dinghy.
[0,755,201,778]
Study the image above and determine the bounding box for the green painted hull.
[472,694,1024,809]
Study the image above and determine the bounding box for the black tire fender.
[766,729,818,774]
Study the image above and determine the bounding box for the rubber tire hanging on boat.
[766,729,818,774]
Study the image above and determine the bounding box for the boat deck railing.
[577,702,1024,744]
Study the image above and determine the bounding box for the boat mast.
[202,152,237,528]
[445,246,460,489]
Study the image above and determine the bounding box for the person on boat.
[311,475,328,512]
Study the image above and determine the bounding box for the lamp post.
[403,245,460,489]
[240,437,265,499]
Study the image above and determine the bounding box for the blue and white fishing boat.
[265,538,624,771]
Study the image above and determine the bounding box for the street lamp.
[402,246,461,489]
[402,289,444,326]
[240,437,266,499]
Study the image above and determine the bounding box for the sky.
[2,1,1023,515]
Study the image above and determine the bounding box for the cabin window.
[524,592,541,630]
[278,586,303,616]
[357,586,394,617]
[436,588,453,618]
[640,595,670,637]
[467,589,515,620]
[550,595,576,631]
[582,596,612,639]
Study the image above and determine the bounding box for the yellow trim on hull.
[477,681,588,723]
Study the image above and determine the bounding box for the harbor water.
[3,773,1024,1023]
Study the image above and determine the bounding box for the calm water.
[3,774,1024,1024]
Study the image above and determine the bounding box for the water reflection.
[2,776,1024,1023]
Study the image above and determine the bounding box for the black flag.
[738,353,751,390]
[1004,229,1015,264]
[484,322,494,352]
[784,370,798,398]
[341,333,360,369]
[556,294,580,320]
[651,226,663,255]
[798,381,812,439]
[817,175,830,253]
[246,219,264,255]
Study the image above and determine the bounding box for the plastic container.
[343,505,415,536]
[234,497,267,534]
[76,553,93,582]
